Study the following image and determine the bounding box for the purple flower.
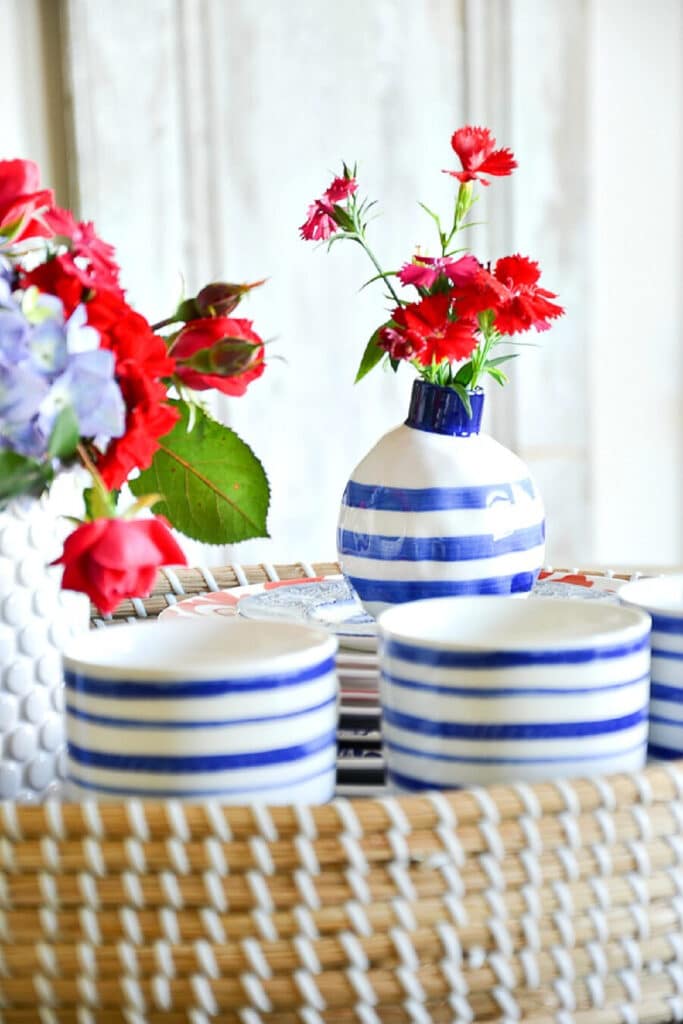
[0,287,125,459]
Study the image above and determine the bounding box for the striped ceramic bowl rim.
[377,596,651,788]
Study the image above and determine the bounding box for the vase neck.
[405,380,484,436]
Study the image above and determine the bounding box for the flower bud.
[195,279,266,318]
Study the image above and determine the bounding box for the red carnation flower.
[398,253,479,289]
[491,255,564,334]
[454,255,563,335]
[390,293,479,365]
[0,159,55,243]
[84,293,179,489]
[21,255,86,315]
[171,316,265,397]
[444,126,517,186]
[378,326,427,362]
[44,207,122,296]
[324,176,357,204]
[56,515,187,614]
[299,199,338,241]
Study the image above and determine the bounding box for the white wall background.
[3,0,682,570]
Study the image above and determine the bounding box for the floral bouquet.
[300,125,564,408]
[0,159,270,613]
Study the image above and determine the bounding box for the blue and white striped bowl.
[377,596,651,789]
[621,576,683,760]
[63,618,338,803]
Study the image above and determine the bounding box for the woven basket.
[3,563,681,1023]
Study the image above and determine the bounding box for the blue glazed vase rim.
[405,379,484,436]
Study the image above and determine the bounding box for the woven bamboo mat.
[1,762,683,1021]
[42,561,679,1021]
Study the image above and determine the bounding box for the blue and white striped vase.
[338,380,546,617]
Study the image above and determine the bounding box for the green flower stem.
[469,319,499,390]
[443,182,474,254]
[350,233,403,308]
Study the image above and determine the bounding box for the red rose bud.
[55,516,187,615]
[171,316,265,396]
[195,279,266,318]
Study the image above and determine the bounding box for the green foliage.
[355,328,386,383]
[129,400,270,544]
[0,452,53,508]
[47,407,80,460]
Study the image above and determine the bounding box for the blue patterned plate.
[238,578,377,651]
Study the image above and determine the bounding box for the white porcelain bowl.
[377,596,651,789]
[620,575,683,760]
[63,617,338,803]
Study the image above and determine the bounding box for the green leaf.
[83,484,116,521]
[354,328,385,383]
[47,406,80,460]
[454,361,474,387]
[485,354,519,368]
[451,382,472,416]
[129,400,270,544]
[0,452,53,508]
[486,366,509,386]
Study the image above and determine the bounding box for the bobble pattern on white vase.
[0,499,89,801]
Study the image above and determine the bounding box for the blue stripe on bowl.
[649,713,683,727]
[67,728,336,773]
[342,478,536,512]
[383,636,648,668]
[388,746,647,791]
[349,572,537,604]
[648,742,683,760]
[385,737,648,765]
[65,693,337,729]
[68,759,336,798]
[64,657,335,700]
[649,613,683,634]
[337,523,545,562]
[650,682,683,703]
[652,647,683,661]
[382,705,648,740]
[381,669,650,698]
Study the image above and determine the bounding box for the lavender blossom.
[0,285,125,459]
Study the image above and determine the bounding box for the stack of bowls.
[63,618,338,803]
[377,595,651,788]
[621,576,683,760]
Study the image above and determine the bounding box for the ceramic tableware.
[337,381,546,617]
[377,596,651,789]
[620,575,683,760]
[63,617,338,803]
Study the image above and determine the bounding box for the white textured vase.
[338,381,546,617]
[0,497,89,801]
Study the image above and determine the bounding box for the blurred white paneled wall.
[3,0,682,568]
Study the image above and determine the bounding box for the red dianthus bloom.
[444,126,517,186]
[454,255,564,334]
[324,176,357,203]
[299,200,338,241]
[86,293,179,489]
[386,293,479,365]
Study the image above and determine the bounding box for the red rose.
[56,516,187,615]
[0,159,55,242]
[171,316,265,396]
